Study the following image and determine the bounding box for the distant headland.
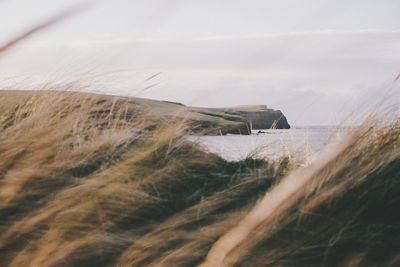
[0,90,290,135]
[190,104,290,132]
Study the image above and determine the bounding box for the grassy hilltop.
[0,90,251,136]
[0,89,398,266]
[0,90,292,136]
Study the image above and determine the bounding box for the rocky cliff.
[190,105,290,131]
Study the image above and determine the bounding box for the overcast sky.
[0,0,399,125]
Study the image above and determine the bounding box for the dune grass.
[0,91,291,266]
[0,90,398,267]
[201,117,400,266]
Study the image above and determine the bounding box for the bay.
[187,126,347,162]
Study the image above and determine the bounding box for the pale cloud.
[17,28,400,47]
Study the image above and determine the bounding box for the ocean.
[187,126,348,162]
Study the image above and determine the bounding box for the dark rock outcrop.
[232,109,290,129]
[190,105,290,131]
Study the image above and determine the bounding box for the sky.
[0,0,399,125]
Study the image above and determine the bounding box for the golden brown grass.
[201,117,400,266]
[0,90,290,266]
[0,90,399,267]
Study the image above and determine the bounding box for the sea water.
[187,126,347,162]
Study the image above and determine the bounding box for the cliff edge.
[190,105,290,131]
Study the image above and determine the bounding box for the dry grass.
[0,90,290,266]
[201,117,400,266]
[0,90,398,267]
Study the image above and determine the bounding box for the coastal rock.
[230,108,290,129]
[190,105,290,131]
